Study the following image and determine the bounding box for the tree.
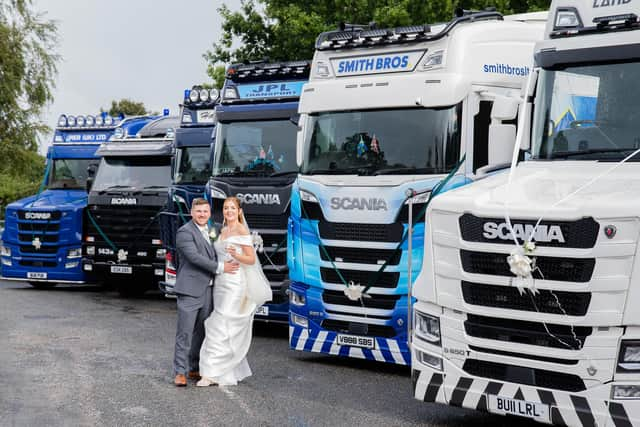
[205,0,550,71]
[0,0,58,152]
[105,99,148,117]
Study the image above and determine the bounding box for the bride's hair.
[222,196,244,226]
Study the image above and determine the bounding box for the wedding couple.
[172,197,272,387]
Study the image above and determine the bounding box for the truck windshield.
[212,120,298,177]
[532,61,640,161]
[92,157,171,191]
[48,158,99,189]
[301,105,462,175]
[175,146,211,184]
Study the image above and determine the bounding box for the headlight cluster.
[618,340,640,372]
[186,86,220,104]
[57,114,119,128]
[300,190,319,203]
[290,289,306,306]
[67,248,82,259]
[210,187,227,200]
[1,245,11,257]
[414,311,441,346]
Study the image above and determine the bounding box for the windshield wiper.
[98,185,136,194]
[141,185,168,190]
[305,167,364,175]
[269,171,299,177]
[372,167,438,176]
[548,148,639,159]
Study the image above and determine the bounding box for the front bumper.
[82,259,164,287]
[412,348,638,426]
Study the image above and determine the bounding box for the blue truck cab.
[0,113,125,287]
[207,61,310,322]
[159,87,218,295]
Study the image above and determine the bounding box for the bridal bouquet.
[251,231,264,253]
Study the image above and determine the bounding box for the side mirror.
[290,114,300,128]
[86,177,94,192]
[491,96,519,121]
[488,124,516,167]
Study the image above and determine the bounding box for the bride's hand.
[225,246,239,259]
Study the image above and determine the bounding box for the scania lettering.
[82,114,177,296]
[208,60,310,323]
[0,113,124,287]
[158,86,218,296]
[412,1,640,425]
[288,11,546,365]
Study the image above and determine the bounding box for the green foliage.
[0,0,59,151]
[0,146,45,219]
[205,0,551,70]
[105,98,148,117]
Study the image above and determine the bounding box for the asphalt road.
[0,280,539,427]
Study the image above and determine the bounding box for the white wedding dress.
[198,235,257,385]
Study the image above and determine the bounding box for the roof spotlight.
[95,115,104,126]
[199,89,210,102]
[76,115,86,127]
[209,88,220,101]
[189,89,200,103]
[67,115,77,127]
[104,116,114,126]
[85,115,96,127]
[57,115,68,127]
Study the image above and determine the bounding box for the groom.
[172,198,238,386]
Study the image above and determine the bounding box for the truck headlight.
[290,289,306,306]
[67,248,82,259]
[415,311,441,346]
[613,385,640,400]
[156,249,166,259]
[210,187,226,199]
[1,245,11,257]
[291,313,308,328]
[618,340,640,371]
[86,246,95,255]
[417,350,443,371]
[300,190,318,203]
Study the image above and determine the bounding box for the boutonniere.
[209,228,218,242]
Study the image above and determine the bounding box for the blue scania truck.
[288,12,546,364]
[159,86,218,295]
[0,113,132,288]
[208,60,310,322]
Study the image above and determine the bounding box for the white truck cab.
[412,1,640,425]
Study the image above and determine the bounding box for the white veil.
[240,212,273,307]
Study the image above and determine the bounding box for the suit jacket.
[174,220,219,298]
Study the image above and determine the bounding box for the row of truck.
[3,0,640,424]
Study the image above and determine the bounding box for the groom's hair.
[191,198,210,208]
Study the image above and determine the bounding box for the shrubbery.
[0,145,46,220]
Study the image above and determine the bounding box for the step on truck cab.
[82,114,179,296]
[288,11,546,364]
[412,1,640,425]
[159,87,219,296]
[1,113,124,288]
[208,61,310,322]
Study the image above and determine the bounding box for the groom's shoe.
[188,371,201,380]
[174,374,187,387]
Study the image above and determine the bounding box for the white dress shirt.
[196,223,224,277]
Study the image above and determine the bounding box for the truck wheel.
[28,282,56,289]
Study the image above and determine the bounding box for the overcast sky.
[34,0,240,152]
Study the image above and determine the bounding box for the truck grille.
[18,234,57,243]
[319,221,404,242]
[301,201,323,221]
[459,214,599,248]
[17,211,62,220]
[396,203,427,224]
[19,260,56,268]
[320,246,401,265]
[260,234,287,249]
[322,289,400,309]
[86,206,162,244]
[463,359,586,392]
[465,314,591,350]
[320,267,399,288]
[244,213,288,230]
[258,251,287,266]
[460,250,595,283]
[322,319,396,338]
[461,282,591,316]
[19,245,58,255]
[18,223,60,232]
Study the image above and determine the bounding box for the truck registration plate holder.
[27,272,47,279]
[111,265,132,274]
[336,333,375,349]
[487,395,550,423]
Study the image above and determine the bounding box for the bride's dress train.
[198,235,257,386]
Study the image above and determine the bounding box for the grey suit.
[172,220,219,375]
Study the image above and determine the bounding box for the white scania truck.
[412,0,640,425]
[288,10,546,365]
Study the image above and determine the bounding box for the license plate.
[27,272,47,279]
[110,265,132,274]
[196,109,215,124]
[255,305,269,316]
[337,333,376,349]
[488,395,550,423]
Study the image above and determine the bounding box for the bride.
[197,196,272,387]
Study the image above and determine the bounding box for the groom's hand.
[223,261,240,274]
